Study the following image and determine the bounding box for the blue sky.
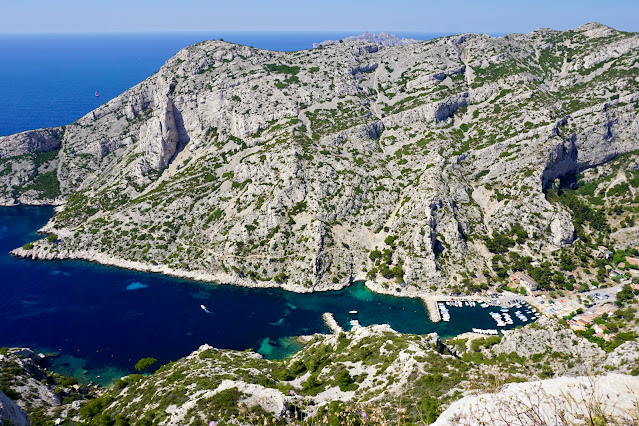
[2,0,637,34]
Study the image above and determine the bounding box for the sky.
[1,0,637,34]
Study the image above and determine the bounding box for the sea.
[0,32,521,386]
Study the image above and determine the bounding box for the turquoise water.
[0,206,532,386]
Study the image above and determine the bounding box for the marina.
[432,297,540,334]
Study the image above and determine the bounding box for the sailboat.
[95,91,99,97]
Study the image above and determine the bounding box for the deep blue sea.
[0,32,523,386]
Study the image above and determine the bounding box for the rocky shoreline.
[11,236,472,320]
[11,228,519,325]
[10,244,342,294]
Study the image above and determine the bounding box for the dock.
[322,312,344,334]
[421,296,441,323]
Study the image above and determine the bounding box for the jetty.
[421,296,441,323]
[322,312,344,334]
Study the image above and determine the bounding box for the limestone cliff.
[1,23,638,291]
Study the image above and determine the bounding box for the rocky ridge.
[1,23,638,293]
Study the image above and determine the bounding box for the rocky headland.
[0,23,638,296]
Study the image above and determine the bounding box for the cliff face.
[2,23,639,291]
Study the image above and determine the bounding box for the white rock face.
[0,128,62,159]
[434,374,639,425]
[0,391,29,426]
[137,97,180,174]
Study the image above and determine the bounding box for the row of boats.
[444,300,478,307]
[443,299,504,309]
[490,312,512,327]
[439,299,540,327]
[489,302,539,326]
[438,303,451,322]
[472,328,499,335]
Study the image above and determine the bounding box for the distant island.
[312,31,420,48]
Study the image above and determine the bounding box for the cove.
[1,206,526,386]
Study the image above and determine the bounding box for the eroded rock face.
[0,391,29,426]
[1,25,638,291]
[137,97,181,174]
[0,127,62,159]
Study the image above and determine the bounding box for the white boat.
[349,310,358,314]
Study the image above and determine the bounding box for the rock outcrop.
[0,391,29,426]
[434,374,639,425]
[492,316,605,372]
[0,127,62,159]
[313,31,420,48]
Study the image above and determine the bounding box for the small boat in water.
[349,310,358,314]
[95,91,99,97]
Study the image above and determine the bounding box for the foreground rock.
[434,374,639,425]
[0,390,29,426]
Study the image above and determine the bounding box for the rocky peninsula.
[0,23,637,297]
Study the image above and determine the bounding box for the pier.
[322,312,344,334]
[421,296,441,323]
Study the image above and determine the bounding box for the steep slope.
[0,348,91,425]
[1,23,638,292]
[6,321,634,425]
